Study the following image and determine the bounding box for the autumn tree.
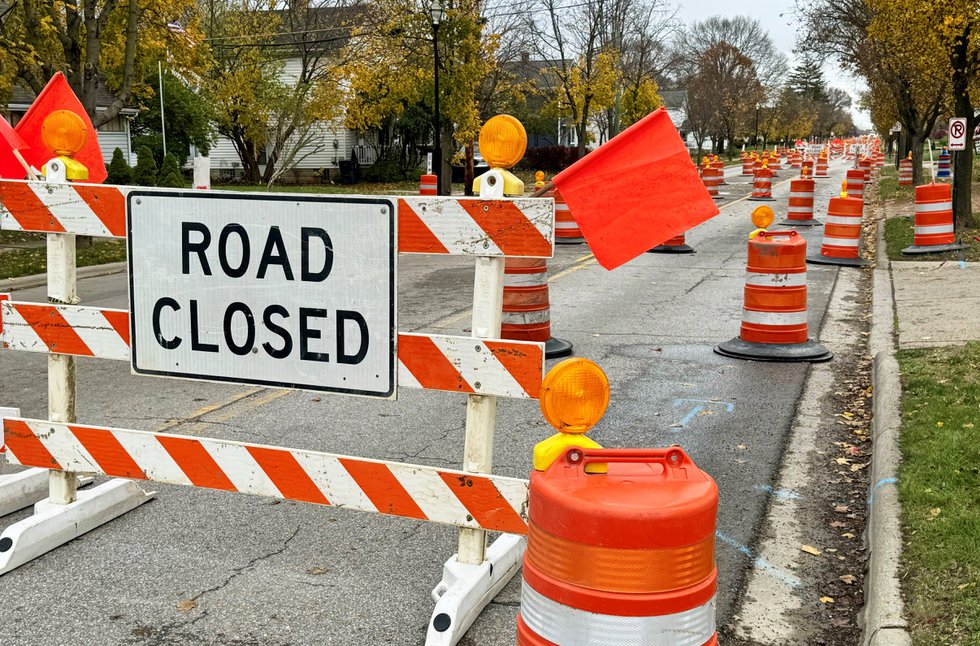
[0,1,205,127]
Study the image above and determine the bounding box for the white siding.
[97,131,130,165]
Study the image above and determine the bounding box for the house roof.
[659,89,687,109]
[8,82,138,115]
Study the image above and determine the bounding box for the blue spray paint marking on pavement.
[753,484,803,500]
[671,398,736,430]
[867,477,898,507]
[715,531,802,589]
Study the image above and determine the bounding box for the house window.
[99,116,126,132]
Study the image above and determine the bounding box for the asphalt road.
[0,162,851,645]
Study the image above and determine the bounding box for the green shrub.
[133,146,158,186]
[363,158,404,182]
[157,171,186,188]
[106,148,133,185]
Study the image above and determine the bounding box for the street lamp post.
[754,105,760,149]
[430,0,445,195]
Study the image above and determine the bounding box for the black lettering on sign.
[218,224,250,278]
[152,297,182,349]
[262,305,292,359]
[182,222,212,276]
[257,226,294,281]
[223,302,256,356]
[299,307,330,362]
[190,299,219,353]
[301,228,333,282]
[337,310,369,365]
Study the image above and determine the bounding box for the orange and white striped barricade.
[741,156,755,176]
[806,194,869,267]
[503,258,573,359]
[517,447,719,646]
[549,188,585,245]
[715,230,832,362]
[701,165,723,200]
[0,167,554,645]
[420,173,438,195]
[648,232,695,254]
[901,183,965,255]
[846,169,865,201]
[814,155,829,178]
[899,157,914,186]
[748,166,775,201]
[780,175,820,227]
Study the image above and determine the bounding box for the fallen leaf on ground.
[840,574,857,585]
[835,505,849,513]
[830,521,847,528]
[819,597,834,604]
[928,508,942,520]
[801,544,822,556]
[834,457,850,465]
[842,532,855,539]
[736,444,747,450]
[307,566,329,575]
[176,599,198,611]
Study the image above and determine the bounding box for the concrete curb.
[0,262,126,293]
[860,208,912,646]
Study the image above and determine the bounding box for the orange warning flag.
[552,107,719,270]
[15,72,107,183]
[0,116,30,179]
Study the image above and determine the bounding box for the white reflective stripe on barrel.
[520,581,716,646]
[505,273,546,287]
[789,192,813,198]
[741,309,809,326]
[555,221,579,230]
[915,202,953,213]
[745,271,807,287]
[915,224,955,235]
[503,310,551,325]
[822,236,860,247]
[825,215,862,226]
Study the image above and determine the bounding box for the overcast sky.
[673,0,873,129]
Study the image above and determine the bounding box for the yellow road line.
[153,387,263,434]
[549,257,598,281]
[718,177,794,211]
[574,252,595,263]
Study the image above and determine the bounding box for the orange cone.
[901,183,965,255]
[517,447,719,646]
[716,229,832,362]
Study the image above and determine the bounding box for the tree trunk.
[438,126,452,195]
[464,141,475,197]
[950,31,976,229]
[909,134,925,186]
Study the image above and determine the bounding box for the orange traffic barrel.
[801,158,814,177]
[815,155,829,177]
[701,166,723,200]
[780,176,820,226]
[517,447,719,646]
[741,156,755,176]
[899,157,913,186]
[807,194,868,267]
[419,173,438,195]
[716,230,832,361]
[502,258,573,359]
[789,150,802,169]
[648,232,695,254]
[768,154,782,173]
[901,183,965,255]
[748,166,775,201]
[845,169,865,200]
[548,188,586,245]
[859,157,872,181]
[711,158,727,185]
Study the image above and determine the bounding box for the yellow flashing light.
[840,180,848,198]
[478,114,527,170]
[751,205,775,230]
[42,110,87,157]
[539,358,610,434]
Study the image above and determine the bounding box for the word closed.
[128,192,396,398]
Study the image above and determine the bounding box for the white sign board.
[127,191,397,398]
[949,117,967,151]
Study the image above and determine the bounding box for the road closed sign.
[949,117,968,151]
[127,191,397,398]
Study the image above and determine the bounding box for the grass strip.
[898,342,980,645]
[0,240,127,281]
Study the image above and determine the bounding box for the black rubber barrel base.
[778,218,821,227]
[647,245,695,254]
[806,254,869,267]
[902,242,965,255]
[714,337,833,363]
[747,196,776,202]
[555,237,587,245]
[546,337,574,359]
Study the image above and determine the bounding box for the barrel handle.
[564,447,693,477]
[759,230,797,238]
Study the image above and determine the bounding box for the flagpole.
[13,149,39,181]
[158,60,167,159]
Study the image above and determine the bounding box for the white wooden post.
[193,156,211,189]
[43,160,80,505]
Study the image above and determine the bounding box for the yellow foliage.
[621,78,662,128]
